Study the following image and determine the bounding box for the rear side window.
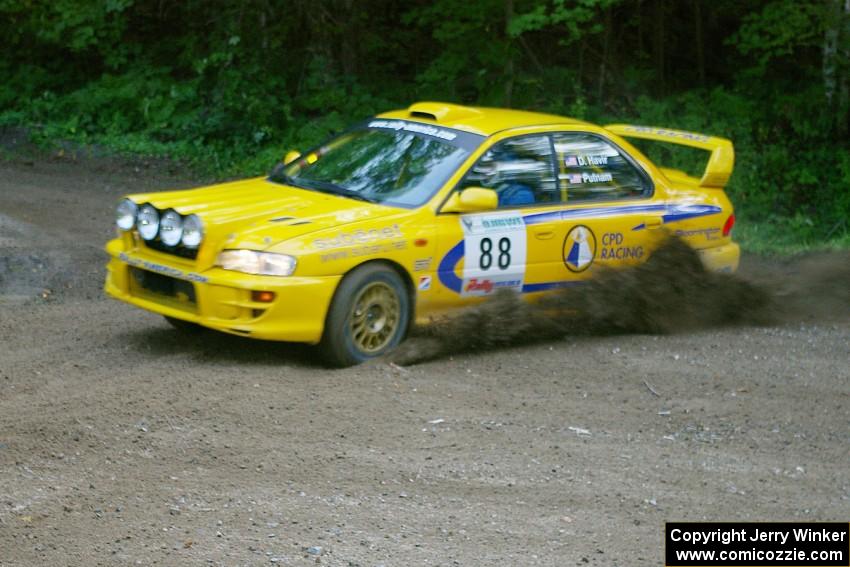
[552,133,652,202]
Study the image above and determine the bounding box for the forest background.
[2,0,849,251]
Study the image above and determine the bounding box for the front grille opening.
[130,267,197,305]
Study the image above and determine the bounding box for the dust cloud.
[391,238,849,365]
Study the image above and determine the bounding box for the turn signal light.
[252,290,276,303]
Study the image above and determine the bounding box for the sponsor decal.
[675,227,721,240]
[320,240,407,262]
[464,278,492,294]
[623,125,710,143]
[463,278,522,294]
[417,275,432,291]
[599,232,644,261]
[118,252,208,283]
[313,224,403,250]
[461,214,524,233]
[459,211,527,296]
[563,225,597,272]
[368,119,458,141]
[320,250,349,263]
[413,257,432,271]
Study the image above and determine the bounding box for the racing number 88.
[479,237,511,271]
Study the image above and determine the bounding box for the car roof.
[376,102,590,137]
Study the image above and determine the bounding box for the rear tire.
[164,316,203,334]
[319,264,410,367]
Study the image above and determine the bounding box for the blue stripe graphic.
[523,202,721,229]
[437,240,465,293]
[521,281,585,293]
[524,204,668,226]
[634,203,722,231]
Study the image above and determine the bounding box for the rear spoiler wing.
[605,124,734,188]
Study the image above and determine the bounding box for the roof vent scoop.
[410,111,438,121]
[407,102,482,123]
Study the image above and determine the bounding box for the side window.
[458,135,557,208]
[552,133,651,201]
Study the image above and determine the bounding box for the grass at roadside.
[735,216,850,255]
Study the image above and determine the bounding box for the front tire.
[319,264,410,367]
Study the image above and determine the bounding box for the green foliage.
[510,0,618,41]
[731,0,825,68]
[1,0,848,251]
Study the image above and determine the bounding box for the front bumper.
[104,239,340,343]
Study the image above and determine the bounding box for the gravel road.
[1,156,848,566]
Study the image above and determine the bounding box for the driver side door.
[431,134,564,312]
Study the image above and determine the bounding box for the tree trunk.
[598,5,612,103]
[653,0,666,94]
[693,0,705,86]
[824,0,850,136]
[840,0,850,136]
[339,0,358,77]
[636,0,644,56]
[504,0,515,107]
[824,0,840,110]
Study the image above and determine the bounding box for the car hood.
[129,177,401,251]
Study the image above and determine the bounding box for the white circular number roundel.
[459,212,527,296]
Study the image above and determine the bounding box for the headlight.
[217,250,297,276]
[115,199,138,231]
[159,210,183,246]
[181,214,203,248]
[137,204,160,241]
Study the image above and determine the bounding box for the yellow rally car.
[105,102,739,366]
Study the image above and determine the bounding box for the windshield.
[268,122,483,208]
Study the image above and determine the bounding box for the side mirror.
[441,187,498,213]
[283,150,301,165]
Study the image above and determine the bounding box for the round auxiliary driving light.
[159,210,183,246]
[181,214,203,248]
[115,199,138,231]
[136,204,160,241]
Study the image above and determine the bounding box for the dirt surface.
[1,156,848,566]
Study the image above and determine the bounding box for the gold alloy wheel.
[349,281,400,353]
